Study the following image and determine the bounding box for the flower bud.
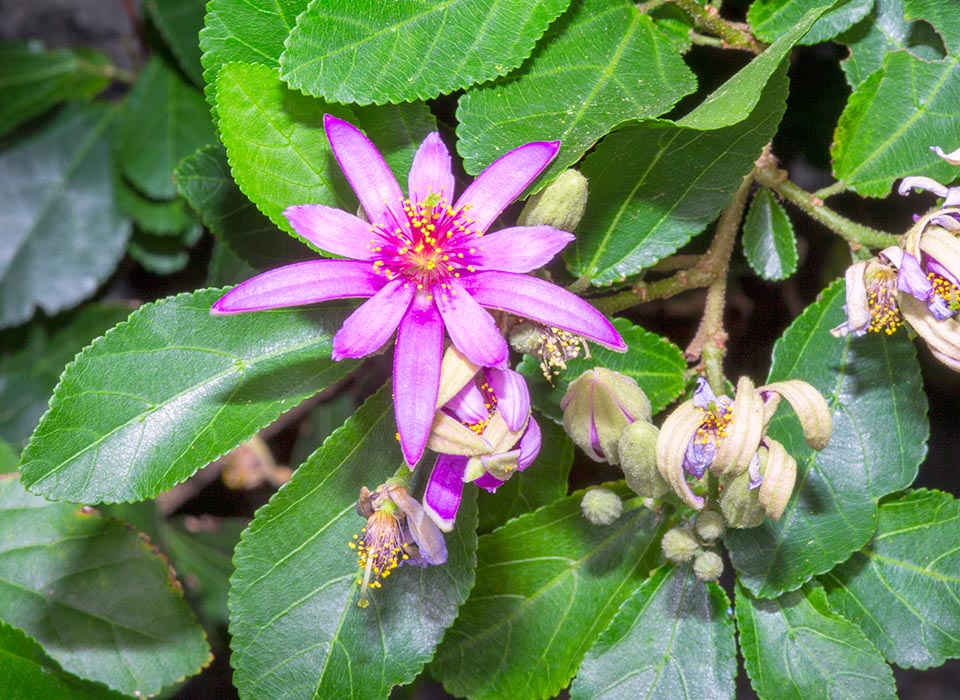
[693,551,724,582]
[517,169,589,232]
[618,421,669,498]
[508,322,586,380]
[718,468,765,529]
[581,487,623,525]
[661,526,700,563]
[694,510,724,542]
[756,439,797,521]
[561,368,651,465]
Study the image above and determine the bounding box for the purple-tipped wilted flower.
[830,247,904,338]
[212,116,625,466]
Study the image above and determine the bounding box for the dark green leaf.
[289,393,359,468]
[279,0,572,105]
[736,582,896,700]
[352,102,437,185]
[116,56,215,200]
[146,0,207,85]
[0,102,131,328]
[742,188,798,280]
[822,489,960,669]
[456,0,696,184]
[567,67,788,286]
[0,476,210,696]
[748,0,872,46]
[725,279,928,597]
[648,4,698,53]
[205,238,260,287]
[432,483,667,700]
[0,440,18,473]
[570,566,736,700]
[904,0,960,53]
[230,386,478,700]
[19,289,359,504]
[116,178,196,236]
[127,224,202,275]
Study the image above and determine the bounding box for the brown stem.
[669,0,765,53]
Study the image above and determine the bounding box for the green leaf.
[19,289,359,504]
[279,0,572,105]
[648,4,698,53]
[476,415,573,533]
[116,56,216,200]
[517,318,687,422]
[0,102,131,328]
[0,440,17,473]
[904,0,960,53]
[725,279,928,597]
[205,238,259,287]
[230,386,478,700]
[736,582,896,700]
[748,0,873,46]
[432,483,667,700]
[742,188,798,281]
[822,489,960,669]
[0,304,132,450]
[0,476,210,696]
[456,0,696,184]
[832,51,960,197]
[570,566,736,700]
[127,224,202,275]
[351,102,438,186]
[567,67,788,286]
[116,178,196,236]
[0,40,110,137]
[146,0,207,85]
[289,393,359,468]
[0,621,130,700]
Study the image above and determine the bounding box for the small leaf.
[146,0,207,85]
[822,489,960,669]
[19,289,359,504]
[432,483,667,700]
[279,0,572,105]
[725,279,929,597]
[116,177,196,236]
[205,239,259,287]
[517,317,687,422]
[230,386,478,700]
[0,102,130,328]
[0,476,210,696]
[736,582,897,700]
[742,188,798,280]
[570,565,736,700]
[456,0,696,184]
[127,224,202,275]
[748,0,873,46]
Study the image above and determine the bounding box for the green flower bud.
[619,421,668,498]
[719,468,765,529]
[581,487,623,525]
[694,510,725,542]
[693,550,724,582]
[517,169,588,232]
[661,526,699,563]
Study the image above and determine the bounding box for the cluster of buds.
[661,511,725,581]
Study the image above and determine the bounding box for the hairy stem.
[669,0,765,53]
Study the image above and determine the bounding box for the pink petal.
[423,454,467,532]
[433,281,509,368]
[283,205,379,260]
[454,141,560,234]
[332,279,414,359]
[473,226,573,272]
[445,380,489,425]
[517,416,541,470]
[488,368,529,431]
[210,260,384,314]
[462,271,626,351]
[474,472,503,492]
[394,293,444,466]
[408,132,455,203]
[324,114,405,227]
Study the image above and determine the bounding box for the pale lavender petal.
[434,281,508,369]
[423,454,467,532]
[683,436,714,478]
[932,145,960,165]
[473,226,573,272]
[462,271,626,350]
[394,293,444,466]
[324,114,405,226]
[332,279,414,360]
[488,368,530,431]
[944,188,960,208]
[474,472,503,492]
[929,295,956,320]
[927,257,960,287]
[747,452,762,489]
[390,486,447,565]
[211,260,384,314]
[899,176,950,198]
[897,251,934,301]
[445,380,489,425]
[454,141,559,234]
[408,132,455,203]
[283,205,378,260]
[517,416,541,470]
[692,376,719,409]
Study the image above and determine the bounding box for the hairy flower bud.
[718,468,765,528]
[517,169,589,232]
[661,526,700,563]
[693,550,724,582]
[581,487,623,525]
[695,510,725,542]
[618,420,669,498]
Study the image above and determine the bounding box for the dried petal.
[760,380,832,450]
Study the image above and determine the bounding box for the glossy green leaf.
[0,621,130,700]
[0,476,210,696]
[905,0,960,53]
[748,0,873,46]
[280,0,572,105]
[476,415,573,533]
[230,386,478,700]
[19,289,359,504]
[351,102,438,187]
[725,279,928,597]
[822,489,960,669]
[517,318,686,423]
[570,565,736,700]
[127,224,202,275]
[146,0,206,85]
[736,582,896,700]
[456,0,696,184]
[0,102,130,328]
[832,51,960,197]
[432,483,667,700]
[116,56,215,200]
[567,67,788,286]
[648,4,698,53]
[742,188,798,281]
[116,178,195,236]
[0,40,109,137]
